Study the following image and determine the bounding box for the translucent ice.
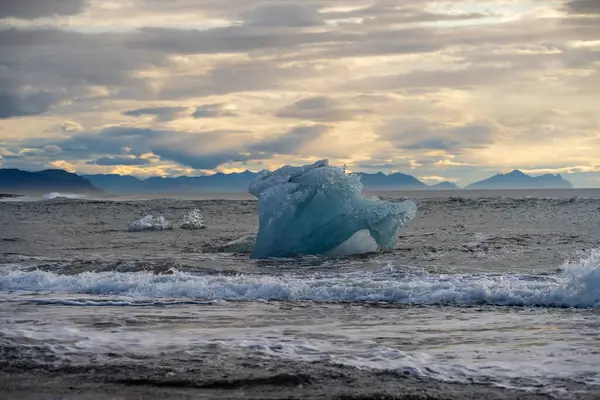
[248,159,417,258]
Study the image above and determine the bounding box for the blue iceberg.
[248,159,417,259]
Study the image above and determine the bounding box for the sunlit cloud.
[1,0,599,186]
[521,165,600,175]
[419,175,458,183]
[49,160,76,173]
[435,159,473,167]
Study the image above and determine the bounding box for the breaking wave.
[42,192,85,200]
[2,251,600,308]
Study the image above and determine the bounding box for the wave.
[42,192,86,200]
[11,298,219,307]
[2,251,600,308]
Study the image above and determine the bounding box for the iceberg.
[248,159,417,259]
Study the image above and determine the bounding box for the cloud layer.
[1,0,599,186]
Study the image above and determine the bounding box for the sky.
[0,0,599,187]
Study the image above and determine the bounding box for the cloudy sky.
[0,0,599,187]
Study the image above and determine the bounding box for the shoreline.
[0,353,578,400]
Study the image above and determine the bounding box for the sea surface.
[1,189,600,399]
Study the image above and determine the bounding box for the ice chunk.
[325,229,378,257]
[248,159,417,258]
[180,209,206,230]
[128,215,172,232]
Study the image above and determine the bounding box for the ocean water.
[1,190,600,398]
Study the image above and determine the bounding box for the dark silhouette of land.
[466,170,572,190]
[429,181,460,190]
[0,167,574,195]
[0,169,101,195]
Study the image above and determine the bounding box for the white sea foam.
[42,192,85,200]
[2,251,600,308]
[15,298,219,306]
[127,215,172,231]
[1,301,598,393]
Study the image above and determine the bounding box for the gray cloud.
[346,67,517,92]
[192,104,239,118]
[0,28,158,113]
[454,44,600,72]
[21,149,42,157]
[276,96,372,122]
[0,90,63,119]
[160,58,323,99]
[250,125,329,154]
[353,162,402,171]
[43,145,62,154]
[2,0,599,185]
[24,126,253,170]
[126,26,354,63]
[0,0,87,19]
[137,0,489,25]
[87,156,151,166]
[241,1,324,27]
[0,154,46,170]
[384,119,496,151]
[137,0,260,18]
[122,106,187,122]
[565,0,600,15]
[153,148,253,170]
[322,3,489,25]
[21,122,334,170]
[2,5,595,113]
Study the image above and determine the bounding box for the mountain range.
[465,170,572,189]
[0,169,102,195]
[81,171,462,193]
[0,168,572,196]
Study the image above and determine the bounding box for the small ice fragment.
[180,209,206,230]
[128,215,172,232]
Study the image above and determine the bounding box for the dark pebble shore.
[1,353,582,400]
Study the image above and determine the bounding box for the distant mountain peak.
[429,181,460,190]
[467,169,572,190]
[0,168,101,195]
